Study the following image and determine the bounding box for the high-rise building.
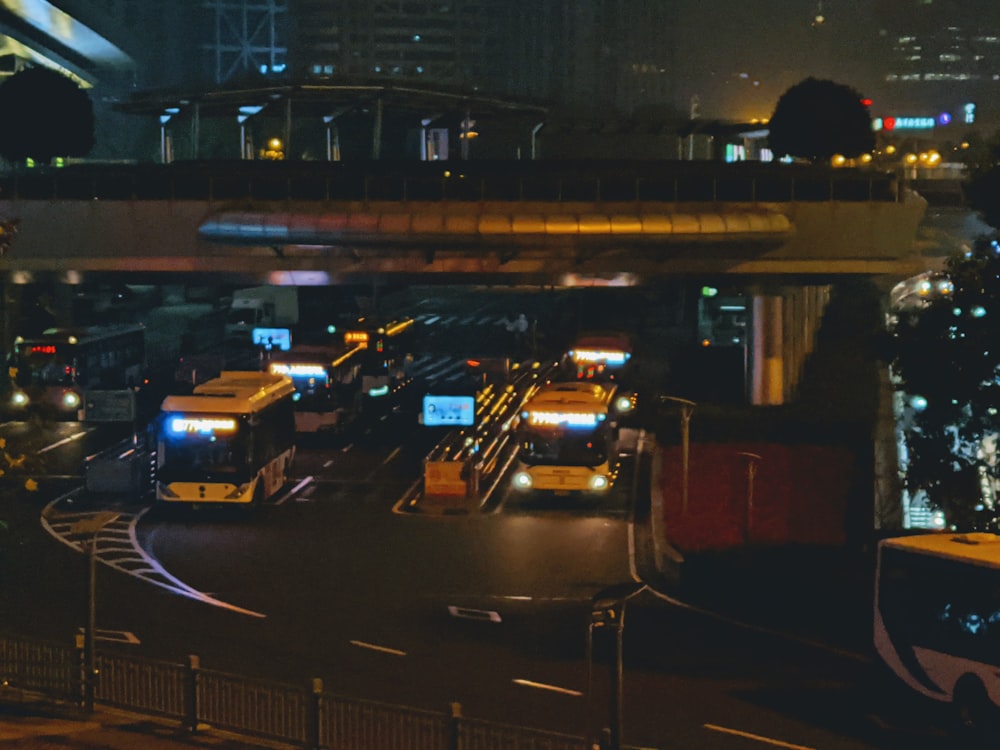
[288,0,491,90]
[288,0,678,119]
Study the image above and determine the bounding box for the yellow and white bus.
[511,381,634,493]
[154,371,296,505]
[875,532,1000,739]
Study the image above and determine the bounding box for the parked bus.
[343,316,417,412]
[3,324,145,420]
[875,531,1000,738]
[267,341,365,433]
[154,371,296,505]
[563,332,634,385]
[511,380,634,494]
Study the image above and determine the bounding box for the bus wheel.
[954,675,1000,745]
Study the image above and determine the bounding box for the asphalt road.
[0,286,963,749]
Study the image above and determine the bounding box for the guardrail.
[0,160,902,204]
[0,632,589,750]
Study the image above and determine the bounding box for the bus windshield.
[10,346,73,386]
[519,425,610,466]
[157,413,250,481]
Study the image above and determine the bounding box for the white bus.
[267,341,365,433]
[155,371,296,505]
[875,531,1000,739]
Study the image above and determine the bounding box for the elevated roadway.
[0,159,933,406]
[0,160,928,284]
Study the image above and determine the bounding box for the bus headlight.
[62,391,81,410]
[615,395,634,413]
[10,390,28,407]
[589,474,610,491]
[512,471,533,490]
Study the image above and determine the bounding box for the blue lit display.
[423,395,475,426]
[253,328,291,351]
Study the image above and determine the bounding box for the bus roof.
[571,332,632,353]
[880,532,1000,569]
[526,381,615,412]
[160,371,295,415]
[269,342,366,368]
[15,324,144,345]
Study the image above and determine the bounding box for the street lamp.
[588,581,646,750]
[660,396,697,514]
[71,511,120,712]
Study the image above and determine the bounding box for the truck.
[224,286,300,343]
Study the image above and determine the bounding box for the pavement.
[0,699,285,748]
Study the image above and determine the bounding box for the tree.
[891,235,1000,530]
[767,77,875,162]
[0,66,94,166]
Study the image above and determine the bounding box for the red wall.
[656,442,859,552]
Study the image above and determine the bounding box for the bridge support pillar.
[749,285,831,405]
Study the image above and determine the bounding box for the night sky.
[673,0,894,121]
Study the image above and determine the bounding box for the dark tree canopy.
[890,235,1000,531]
[767,77,875,162]
[964,164,1000,231]
[0,66,94,165]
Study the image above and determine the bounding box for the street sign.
[83,389,136,422]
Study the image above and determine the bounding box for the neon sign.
[571,349,629,365]
[29,345,57,354]
[528,411,602,428]
[168,417,237,435]
[344,331,370,346]
[880,116,935,131]
[270,363,327,378]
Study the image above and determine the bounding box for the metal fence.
[0,632,590,750]
[0,160,902,204]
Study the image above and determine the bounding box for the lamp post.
[588,581,646,750]
[71,511,120,713]
[660,396,697,514]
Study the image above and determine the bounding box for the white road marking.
[512,679,582,697]
[349,640,406,657]
[381,446,401,465]
[323,459,334,468]
[704,724,815,750]
[275,476,313,505]
[39,428,95,454]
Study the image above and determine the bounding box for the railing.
[0,632,590,750]
[0,160,902,204]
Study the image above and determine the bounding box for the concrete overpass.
[0,159,933,405]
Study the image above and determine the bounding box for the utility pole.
[71,511,120,713]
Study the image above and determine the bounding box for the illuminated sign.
[880,116,935,131]
[252,327,291,351]
[270,363,327,378]
[965,102,976,124]
[368,384,389,397]
[168,416,237,435]
[344,331,370,346]
[571,349,629,365]
[29,345,57,354]
[423,395,476,426]
[528,411,602,428]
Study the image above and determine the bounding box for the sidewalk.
[0,699,288,749]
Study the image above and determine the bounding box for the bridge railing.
[0,160,902,204]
